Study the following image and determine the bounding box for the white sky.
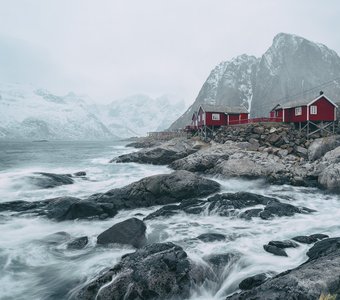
[0,0,339,103]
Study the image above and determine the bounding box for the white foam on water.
[1,141,340,300]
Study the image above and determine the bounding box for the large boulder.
[113,138,204,165]
[307,237,340,260]
[97,218,147,248]
[318,163,340,191]
[227,238,340,300]
[308,136,340,161]
[90,170,220,209]
[76,242,212,300]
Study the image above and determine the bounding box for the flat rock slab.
[268,240,299,249]
[293,234,329,244]
[89,170,221,210]
[0,171,220,222]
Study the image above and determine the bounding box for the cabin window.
[212,113,220,121]
[310,105,317,115]
[275,111,279,117]
[202,114,205,121]
[295,107,302,116]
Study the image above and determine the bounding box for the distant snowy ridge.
[0,83,185,140]
[170,33,340,129]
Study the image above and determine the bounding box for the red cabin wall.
[240,113,249,120]
[309,97,336,122]
[205,112,227,126]
[285,106,308,123]
[269,111,275,118]
[228,114,240,124]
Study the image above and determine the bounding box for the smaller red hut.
[197,104,249,128]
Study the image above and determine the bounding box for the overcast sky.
[0,0,340,103]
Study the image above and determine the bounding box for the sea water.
[0,140,339,300]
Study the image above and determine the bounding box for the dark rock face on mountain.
[76,242,212,300]
[170,33,340,129]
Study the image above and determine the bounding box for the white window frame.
[212,113,220,121]
[202,113,205,121]
[310,105,317,115]
[295,107,302,116]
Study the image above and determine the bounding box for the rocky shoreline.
[2,129,340,299]
[113,124,340,192]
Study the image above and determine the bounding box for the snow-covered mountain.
[95,94,186,138]
[0,83,185,140]
[170,33,340,129]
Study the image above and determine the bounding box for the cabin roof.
[276,94,338,109]
[200,104,248,114]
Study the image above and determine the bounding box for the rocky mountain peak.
[170,33,340,129]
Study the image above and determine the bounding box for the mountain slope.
[0,83,185,140]
[170,33,340,129]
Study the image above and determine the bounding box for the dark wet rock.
[67,236,88,250]
[73,171,86,177]
[239,209,263,220]
[310,233,329,240]
[97,218,147,248]
[263,245,288,257]
[206,192,278,217]
[143,205,180,221]
[89,170,220,210]
[307,237,340,260]
[239,273,269,290]
[125,139,161,149]
[292,233,329,244]
[30,172,74,188]
[44,197,117,221]
[227,237,340,300]
[180,198,206,214]
[259,201,311,220]
[268,240,299,249]
[0,200,42,212]
[77,242,210,300]
[0,171,219,221]
[113,138,202,165]
[196,233,226,242]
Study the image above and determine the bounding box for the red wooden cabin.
[270,93,338,123]
[197,104,249,128]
